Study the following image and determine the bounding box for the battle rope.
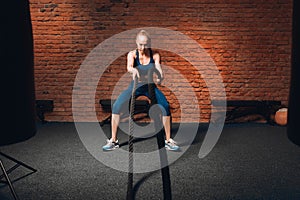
[148,68,172,200]
[127,75,138,200]
[126,68,172,200]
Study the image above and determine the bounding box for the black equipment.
[287,0,300,146]
[1,1,37,199]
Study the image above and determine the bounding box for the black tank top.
[134,49,155,83]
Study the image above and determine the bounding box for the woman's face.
[136,35,149,53]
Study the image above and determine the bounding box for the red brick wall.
[30,0,292,122]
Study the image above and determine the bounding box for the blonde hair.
[136,30,151,45]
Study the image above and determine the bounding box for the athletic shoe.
[165,138,179,151]
[102,139,119,151]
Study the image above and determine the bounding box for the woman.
[103,30,179,151]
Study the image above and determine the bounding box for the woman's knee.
[112,92,131,114]
[155,90,170,116]
[112,101,121,114]
[162,104,171,116]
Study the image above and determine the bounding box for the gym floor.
[1,122,300,200]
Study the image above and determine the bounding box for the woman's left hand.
[156,77,163,85]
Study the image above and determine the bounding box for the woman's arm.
[127,50,139,79]
[153,52,164,83]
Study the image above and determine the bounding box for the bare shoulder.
[152,49,160,61]
[128,50,136,59]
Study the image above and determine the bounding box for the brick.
[30,0,292,123]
